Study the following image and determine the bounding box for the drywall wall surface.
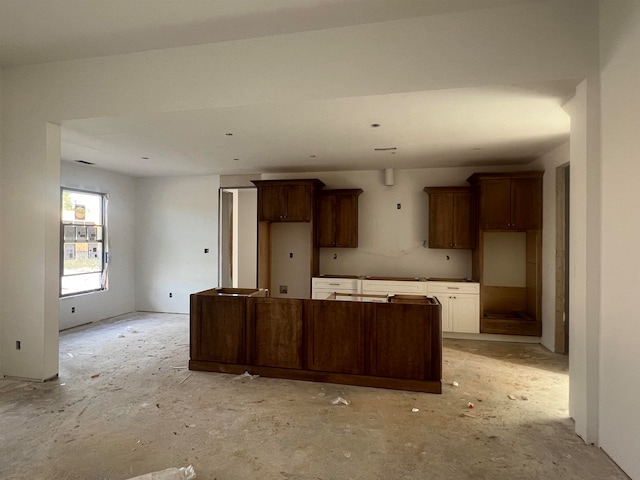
[59,162,136,330]
[236,188,257,288]
[270,223,312,299]
[565,78,604,445]
[1,120,60,380]
[0,67,4,375]
[598,1,640,477]
[529,142,570,351]
[482,232,526,287]
[564,82,589,442]
[1,1,593,125]
[134,175,219,314]
[264,165,520,279]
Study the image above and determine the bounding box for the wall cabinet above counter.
[424,186,475,249]
[317,189,363,248]
[466,171,543,231]
[252,179,325,222]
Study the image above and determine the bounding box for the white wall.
[270,223,312,298]
[59,161,136,330]
[598,1,640,477]
[0,67,4,375]
[529,142,570,350]
[236,188,257,288]
[135,176,219,313]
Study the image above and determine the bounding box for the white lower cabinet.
[361,279,427,296]
[311,277,360,299]
[427,282,479,334]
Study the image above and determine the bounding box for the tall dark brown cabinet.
[467,171,543,336]
[251,179,325,297]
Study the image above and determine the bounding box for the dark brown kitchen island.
[189,288,442,393]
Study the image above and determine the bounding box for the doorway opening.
[555,164,570,354]
[219,187,258,288]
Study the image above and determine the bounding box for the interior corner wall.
[135,175,219,314]
[529,142,570,351]
[59,162,136,330]
[598,1,640,477]
[1,120,60,381]
[0,67,4,376]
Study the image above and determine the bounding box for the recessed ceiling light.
[309,155,316,158]
[371,123,381,128]
[233,158,240,161]
[141,156,149,160]
[225,133,233,136]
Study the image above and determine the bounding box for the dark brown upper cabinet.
[252,179,325,222]
[466,172,543,231]
[317,189,363,248]
[424,186,475,249]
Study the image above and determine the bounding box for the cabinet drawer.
[361,280,427,295]
[427,281,479,295]
[312,277,360,290]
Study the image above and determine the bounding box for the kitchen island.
[190,288,442,393]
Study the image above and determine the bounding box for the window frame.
[60,187,109,297]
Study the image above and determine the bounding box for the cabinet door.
[249,298,303,369]
[436,295,453,332]
[193,296,246,363]
[258,186,287,221]
[316,194,336,247]
[334,194,359,247]
[428,193,454,248]
[511,177,542,230]
[284,185,313,221]
[452,191,474,248]
[479,179,511,230]
[370,303,430,380]
[307,301,365,374]
[451,294,479,333]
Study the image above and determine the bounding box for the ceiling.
[1,0,573,178]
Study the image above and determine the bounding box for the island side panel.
[307,300,366,375]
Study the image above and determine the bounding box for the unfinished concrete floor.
[0,312,628,480]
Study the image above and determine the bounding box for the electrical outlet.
[397,203,401,209]
[71,307,75,313]
[169,292,173,298]
[16,341,21,350]
[289,252,294,258]
[204,248,209,253]
[279,285,288,294]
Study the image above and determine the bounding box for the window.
[60,188,108,296]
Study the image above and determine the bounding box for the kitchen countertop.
[317,275,478,283]
[317,275,427,281]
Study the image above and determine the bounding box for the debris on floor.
[234,371,259,380]
[126,465,196,479]
[411,408,420,413]
[452,381,459,387]
[330,396,350,406]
